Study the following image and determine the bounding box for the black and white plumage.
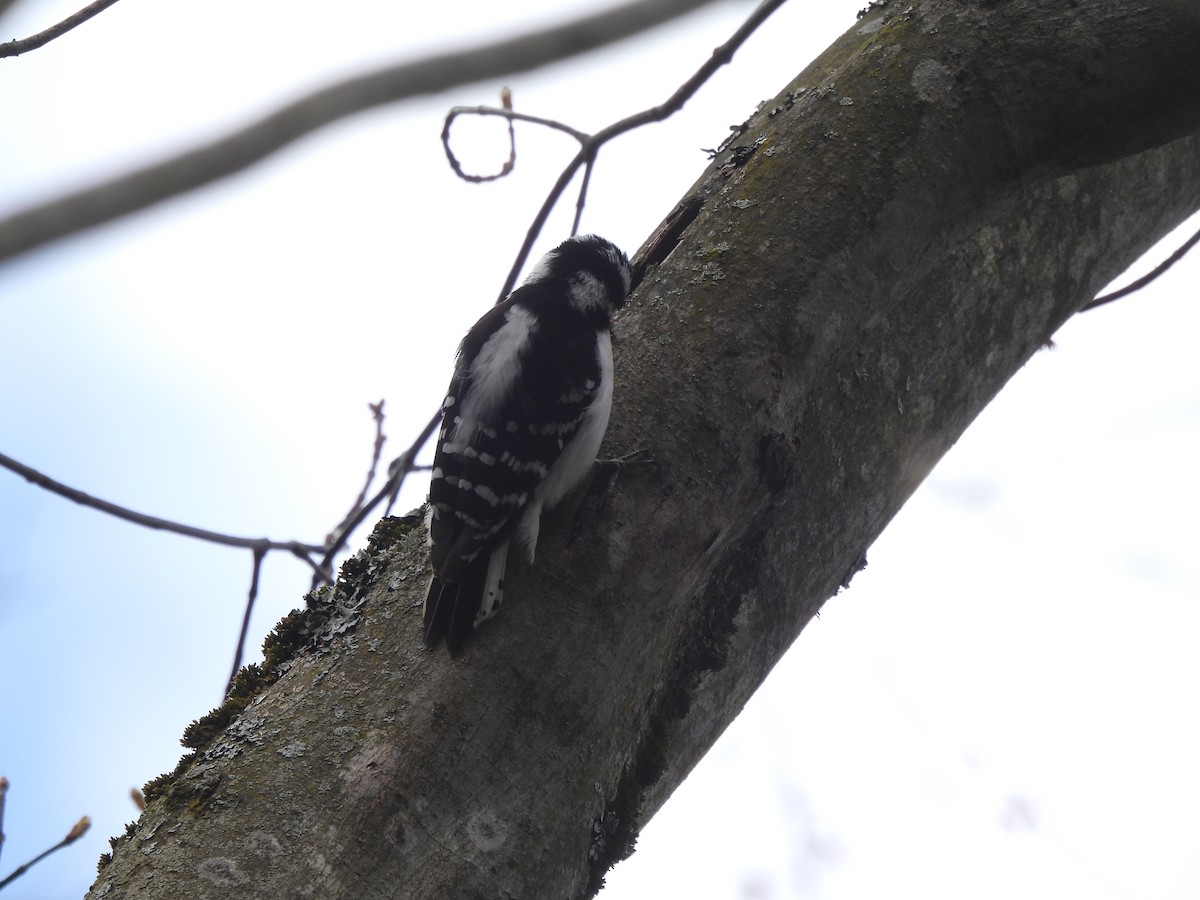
[423,234,632,653]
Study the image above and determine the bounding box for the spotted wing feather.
[423,288,603,651]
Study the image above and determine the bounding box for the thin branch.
[0,450,325,556]
[288,546,332,584]
[442,105,518,184]
[1081,221,1200,311]
[0,776,7,866]
[326,400,388,547]
[442,100,592,184]
[226,547,267,700]
[315,406,443,586]
[442,97,598,233]
[447,105,589,145]
[381,412,444,519]
[571,156,598,236]
[0,0,123,58]
[0,0,720,265]
[0,816,89,891]
[495,0,790,301]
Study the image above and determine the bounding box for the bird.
[423,234,632,653]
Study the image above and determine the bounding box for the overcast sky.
[1,1,1197,898]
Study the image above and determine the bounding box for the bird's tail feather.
[423,540,509,654]
[476,538,508,628]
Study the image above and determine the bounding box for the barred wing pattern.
[423,238,627,652]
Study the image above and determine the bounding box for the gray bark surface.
[88,2,1200,897]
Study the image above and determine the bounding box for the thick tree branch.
[86,3,1200,898]
[0,0,123,58]
[0,0,24,23]
[0,0,718,265]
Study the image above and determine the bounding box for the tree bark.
[88,2,1200,897]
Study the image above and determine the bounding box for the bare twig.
[226,547,267,700]
[0,0,123,58]
[0,776,7,866]
[494,0,790,301]
[442,98,598,238]
[445,105,590,146]
[380,409,442,520]
[1082,221,1200,311]
[0,450,326,557]
[442,104,518,183]
[326,400,389,547]
[446,106,590,144]
[571,157,598,237]
[1,448,335,694]
[442,98,592,184]
[314,407,443,588]
[0,0,720,265]
[0,815,90,891]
